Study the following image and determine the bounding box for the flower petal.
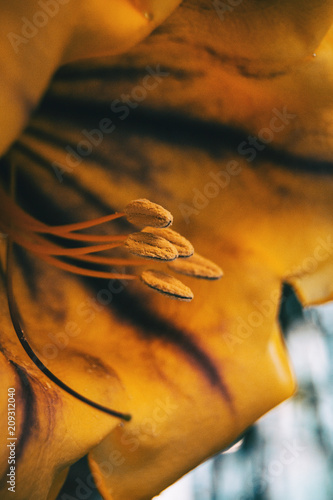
[0,252,130,499]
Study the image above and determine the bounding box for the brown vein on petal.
[169,253,223,279]
[19,85,333,177]
[125,199,173,228]
[0,362,36,487]
[125,232,178,261]
[142,227,194,257]
[6,143,134,231]
[69,349,123,383]
[9,362,38,462]
[141,270,194,301]
[91,281,232,405]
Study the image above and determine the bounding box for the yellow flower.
[1,1,333,499]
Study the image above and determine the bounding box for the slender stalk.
[4,164,132,421]
[38,253,138,280]
[5,238,132,421]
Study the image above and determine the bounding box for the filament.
[38,254,138,280]
[0,186,139,282]
[1,166,135,420]
[34,212,126,235]
[0,184,126,237]
[5,238,132,421]
[8,230,126,256]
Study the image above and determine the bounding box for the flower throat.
[0,175,222,420]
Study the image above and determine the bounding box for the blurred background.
[57,285,333,500]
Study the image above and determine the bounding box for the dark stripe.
[13,245,40,300]
[53,64,198,83]
[89,278,232,404]
[236,64,288,79]
[12,142,132,232]
[9,362,37,463]
[32,96,333,176]
[0,362,36,487]
[22,123,157,188]
[203,45,289,80]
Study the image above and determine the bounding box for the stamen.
[1,169,219,421]
[142,227,194,258]
[5,238,132,421]
[33,232,128,243]
[0,185,45,231]
[0,185,223,297]
[35,212,126,235]
[168,253,224,279]
[125,232,179,261]
[70,255,146,267]
[6,229,126,256]
[141,270,194,301]
[38,254,138,280]
[125,199,173,228]
[0,185,127,236]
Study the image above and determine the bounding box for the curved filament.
[5,238,132,421]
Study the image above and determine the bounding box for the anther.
[168,253,223,279]
[125,232,178,261]
[125,199,173,228]
[141,269,194,301]
[142,227,194,257]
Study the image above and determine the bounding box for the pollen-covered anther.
[125,232,179,261]
[142,227,194,258]
[141,269,194,301]
[125,199,173,228]
[168,253,223,280]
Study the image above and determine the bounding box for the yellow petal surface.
[0,251,132,499]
